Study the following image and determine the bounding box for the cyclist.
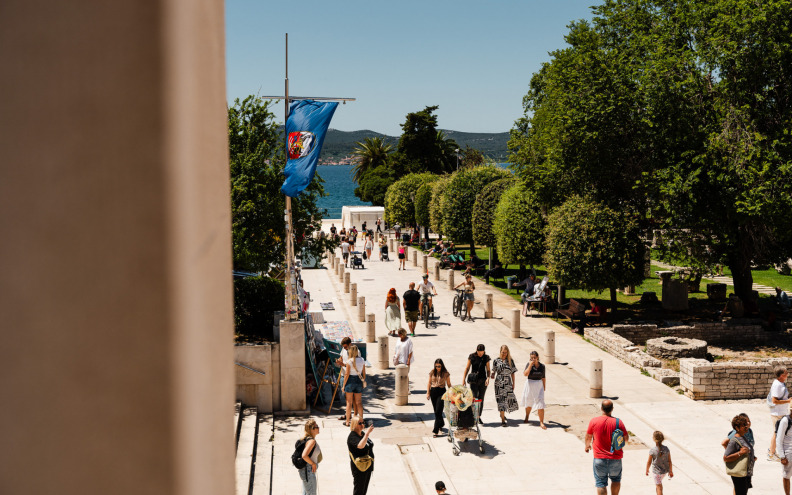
[417,273,437,320]
[454,274,476,321]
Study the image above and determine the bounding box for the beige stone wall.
[612,321,766,346]
[235,343,281,413]
[0,0,234,493]
[680,358,792,400]
[584,328,662,369]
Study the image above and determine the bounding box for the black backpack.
[291,438,314,469]
[776,415,792,437]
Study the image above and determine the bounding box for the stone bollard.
[590,359,603,398]
[434,262,441,281]
[511,309,520,338]
[544,330,555,364]
[485,293,493,318]
[447,269,455,291]
[412,250,418,267]
[358,296,366,322]
[344,272,350,293]
[333,257,339,273]
[395,364,409,406]
[389,238,394,253]
[350,283,357,305]
[366,313,376,343]
[422,255,428,274]
[377,335,390,370]
[339,264,345,282]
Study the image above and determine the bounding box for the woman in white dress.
[522,350,547,429]
[384,288,402,336]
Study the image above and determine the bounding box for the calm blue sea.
[315,163,510,219]
[315,165,370,218]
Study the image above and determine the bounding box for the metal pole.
[284,33,297,320]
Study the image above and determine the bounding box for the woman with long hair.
[385,288,402,336]
[491,345,519,426]
[426,358,451,437]
[522,350,547,429]
[298,419,322,495]
[343,345,366,426]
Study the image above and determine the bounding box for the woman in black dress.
[426,358,452,437]
[463,344,491,424]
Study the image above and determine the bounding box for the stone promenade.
[261,246,781,494]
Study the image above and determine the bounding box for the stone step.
[251,415,273,495]
[235,406,258,495]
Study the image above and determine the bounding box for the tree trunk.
[729,256,754,302]
[610,287,618,310]
[423,226,430,245]
[470,242,476,259]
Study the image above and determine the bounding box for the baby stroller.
[350,251,364,269]
[381,247,390,261]
[442,385,484,456]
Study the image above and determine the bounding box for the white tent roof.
[341,206,384,229]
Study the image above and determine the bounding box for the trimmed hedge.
[473,177,518,247]
[493,182,545,266]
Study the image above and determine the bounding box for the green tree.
[461,145,485,169]
[354,164,394,206]
[493,183,546,268]
[472,177,518,248]
[429,175,451,237]
[384,173,437,228]
[544,197,645,308]
[229,96,331,272]
[391,106,459,175]
[441,165,513,255]
[414,182,435,238]
[351,137,392,182]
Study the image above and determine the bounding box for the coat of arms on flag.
[288,131,315,159]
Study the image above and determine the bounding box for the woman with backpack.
[343,345,366,426]
[462,344,491,424]
[295,419,322,495]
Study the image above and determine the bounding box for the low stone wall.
[679,358,792,400]
[611,321,766,347]
[646,337,707,360]
[584,328,661,369]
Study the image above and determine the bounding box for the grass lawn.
[427,244,781,324]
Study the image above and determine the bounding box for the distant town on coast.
[316,128,510,164]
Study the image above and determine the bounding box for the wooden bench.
[556,298,586,322]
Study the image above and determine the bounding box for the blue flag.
[281,99,338,197]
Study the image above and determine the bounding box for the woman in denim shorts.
[343,345,366,426]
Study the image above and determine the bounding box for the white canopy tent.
[341,206,384,230]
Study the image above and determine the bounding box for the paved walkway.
[266,246,782,494]
[653,260,788,297]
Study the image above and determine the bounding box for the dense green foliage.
[414,182,435,230]
[440,165,513,253]
[492,183,545,267]
[354,165,394,206]
[509,0,792,300]
[472,177,518,247]
[544,197,645,307]
[351,137,392,182]
[429,175,452,236]
[229,96,331,272]
[384,173,437,227]
[389,106,459,175]
[234,276,285,339]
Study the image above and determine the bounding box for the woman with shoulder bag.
[298,419,322,495]
[426,358,451,437]
[348,416,375,495]
[343,345,366,426]
[463,344,491,424]
[724,414,756,495]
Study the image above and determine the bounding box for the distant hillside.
[320,129,510,163]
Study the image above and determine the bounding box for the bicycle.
[421,293,435,328]
[452,288,468,321]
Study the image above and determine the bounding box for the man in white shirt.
[778,410,792,493]
[770,366,792,461]
[341,238,351,267]
[417,274,437,319]
[394,328,413,368]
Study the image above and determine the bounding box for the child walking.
[646,431,673,494]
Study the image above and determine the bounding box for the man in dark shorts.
[402,282,421,336]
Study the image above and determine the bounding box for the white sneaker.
[768,450,783,462]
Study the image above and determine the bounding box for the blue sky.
[226,0,596,135]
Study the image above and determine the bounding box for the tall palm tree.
[351,137,393,182]
[435,130,459,173]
